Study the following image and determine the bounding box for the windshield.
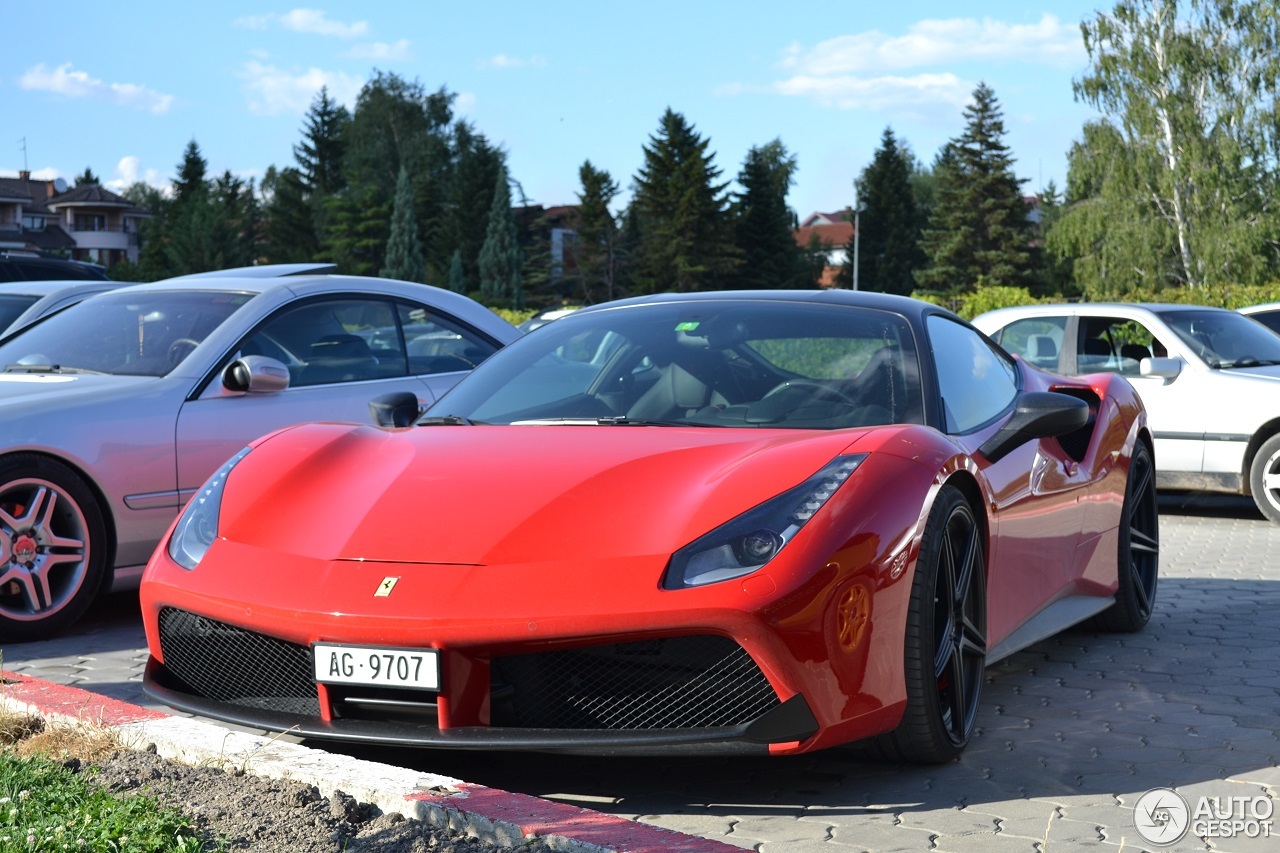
[427,301,922,429]
[0,294,39,331]
[0,290,252,376]
[1158,309,1280,368]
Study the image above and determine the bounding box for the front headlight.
[167,446,252,570]
[663,454,866,589]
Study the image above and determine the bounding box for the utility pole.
[851,183,860,291]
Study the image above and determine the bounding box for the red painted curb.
[1,672,741,853]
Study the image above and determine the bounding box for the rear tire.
[879,485,986,764]
[1249,433,1280,524]
[0,455,108,642]
[1095,440,1158,632]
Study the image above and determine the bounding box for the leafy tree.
[478,165,523,308]
[382,165,427,283]
[916,84,1037,293]
[849,127,926,295]
[573,160,622,303]
[1054,0,1280,292]
[631,108,740,292]
[73,167,99,187]
[733,139,806,289]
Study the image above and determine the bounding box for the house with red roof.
[0,171,150,268]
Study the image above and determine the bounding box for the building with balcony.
[0,171,150,268]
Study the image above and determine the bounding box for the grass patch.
[0,701,203,852]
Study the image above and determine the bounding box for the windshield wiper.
[1220,357,1280,369]
[417,415,479,426]
[4,364,106,375]
[595,416,722,427]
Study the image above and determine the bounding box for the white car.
[1239,302,1280,336]
[973,302,1280,523]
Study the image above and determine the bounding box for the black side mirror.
[223,355,290,394]
[369,391,421,428]
[978,391,1089,463]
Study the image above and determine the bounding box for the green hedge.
[914,282,1280,320]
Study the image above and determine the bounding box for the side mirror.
[979,391,1090,463]
[223,355,290,394]
[1141,356,1182,380]
[369,391,422,428]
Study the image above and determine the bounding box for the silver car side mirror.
[1140,356,1182,380]
[223,355,291,394]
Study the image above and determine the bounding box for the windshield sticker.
[675,321,700,332]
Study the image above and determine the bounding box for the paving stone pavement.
[4,493,1279,852]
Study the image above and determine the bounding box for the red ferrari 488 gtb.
[141,290,1157,763]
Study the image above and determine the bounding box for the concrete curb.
[0,671,738,853]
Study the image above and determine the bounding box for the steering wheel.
[167,338,200,366]
[764,379,858,406]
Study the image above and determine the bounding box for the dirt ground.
[81,746,557,852]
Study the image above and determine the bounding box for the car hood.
[218,422,876,565]
[0,372,158,407]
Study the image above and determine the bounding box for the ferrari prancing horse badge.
[375,577,399,597]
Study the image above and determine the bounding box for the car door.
[173,296,500,503]
[927,316,1091,645]
[1070,313,1205,476]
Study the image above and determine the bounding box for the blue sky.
[4,2,1108,218]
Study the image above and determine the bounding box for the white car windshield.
[1158,309,1280,368]
[0,290,251,377]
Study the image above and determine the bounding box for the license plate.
[313,644,439,691]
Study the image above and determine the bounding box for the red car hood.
[218,423,871,565]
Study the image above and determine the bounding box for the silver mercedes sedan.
[0,263,521,640]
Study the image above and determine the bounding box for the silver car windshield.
[1158,309,1280,368]
[428,301,923,429]
[0,290,252,377]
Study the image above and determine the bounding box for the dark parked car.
[0,252,110,282]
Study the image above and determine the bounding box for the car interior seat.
[302,333,380,385]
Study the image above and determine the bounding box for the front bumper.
[141,609,821,755]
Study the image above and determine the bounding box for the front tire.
[881,484,987,764]
[0,455,108,642]
[1095,440,1159,632]
[1250,433,1280,524]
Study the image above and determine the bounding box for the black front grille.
[157,608,319,715]
[491,635,779,730]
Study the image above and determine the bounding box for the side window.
[245,298,403,388]
[991,316,1066,370]
[1078,317,1167,376]
[928,315,1019,434]
[400,304,500,375]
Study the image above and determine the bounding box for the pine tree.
[382,166,427,283]
[74,167,99,187]
[320,185,391,276]
[261,166,320,262]
[294,87,350,196]
[631,108,740,293]
[574,160,621,303]
[850,128,926,295]
[478,166,523,308]
[174,141,209,207]
[916,84,1037,293]
[447,249,466,294]
[733,140,804,289]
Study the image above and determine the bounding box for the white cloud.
[771,72,972,112]
[482,54,547,70]
[345,39,412,61]
[106,155,166,193]
[19,63,174,114]
[239,61,363,115]
[234,9,368,38]
[455,92,477,113]
[781,14,1084,75]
